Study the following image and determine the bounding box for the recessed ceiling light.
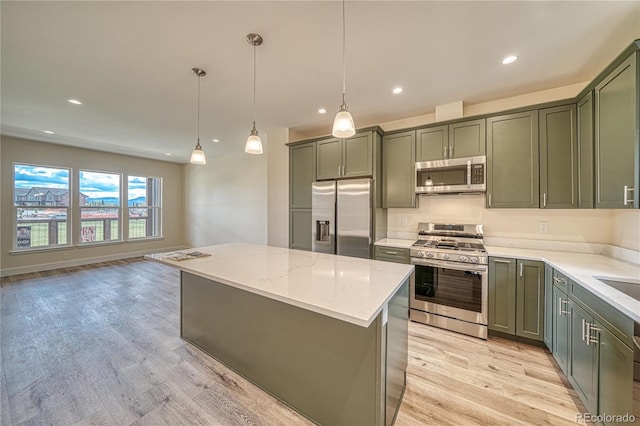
[43,130,55,134]
[68,99,82,105]
[212,139,220,143]
[392,87,403,94]
[502,55,518,65]
[318,108,326,114]
[165,153,172,156]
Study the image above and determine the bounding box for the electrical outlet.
[400,218,408,228]
[539,221,548,234]
[63,253,69,260]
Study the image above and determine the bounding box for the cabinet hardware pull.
[553,276,567,284]
[623,185,635,206]
[488,194,492,207]
[543,193,547,207]
[493,259,511,264]
[467,160,472,188]
[581,319,586,342]
[589,323,599,344]
[449,145,454,158]
[385,251,398,255]
[443,145,447,159]
[519,262,524,277]
[585,321,592,346]
[558,298,569,315]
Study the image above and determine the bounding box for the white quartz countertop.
[486,246,640,323]
[146,243,415,328]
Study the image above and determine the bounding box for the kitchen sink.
[593,275,640,302]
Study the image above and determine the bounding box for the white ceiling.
[2,1,639,163]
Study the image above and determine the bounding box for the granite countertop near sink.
[486,246,640,323]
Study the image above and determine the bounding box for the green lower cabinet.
[374,246,410,264]
[488,258,544,341]
[568,300,598,415]
[543,264,553,350]
[551,284,570,374]
[289,209,311,251]
[597,323,634,423]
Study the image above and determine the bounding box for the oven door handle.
[411,258,487,273]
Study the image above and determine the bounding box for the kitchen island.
[146,243,414,426]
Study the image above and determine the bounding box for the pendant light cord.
[341,0,346,104]
[253,44,257,128]
[196,73,201,144]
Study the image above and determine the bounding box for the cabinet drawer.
[374,246,410,264]
[552,270,569,292]
[569,280,634,347]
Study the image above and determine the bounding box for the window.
[127,176,162,239]
[13,164,71,250]
[79,170,122,244]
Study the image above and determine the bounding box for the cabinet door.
[486,111,540,208]
[416,125,448,161]
[316,138,343,180]
[577,92,594,208]
[488,257,516,334]
[597,323,634,421]
[552,285,569,374]
[449,119,486,158]
[289,142,316,209]
[595,52,638,208]
[289,209,312,251]
[383,131,416,208]
[539,105,577,208]
[569,301,598,415]
[343,132,373,178]
[543,264,553,350]
[515,260,545,341]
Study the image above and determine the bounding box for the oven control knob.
[417,251,425,258]
[426,252,435,258]
[459,255,468,262]
[470,256,479,263]
[442,254,450,260]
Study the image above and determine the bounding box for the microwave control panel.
[471,164,485,184]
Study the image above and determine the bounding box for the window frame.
[12,162,72,252]
[126,175,163,241]
[78,169,124,245]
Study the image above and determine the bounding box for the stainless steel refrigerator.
[312,178,386,259]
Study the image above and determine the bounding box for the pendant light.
[332,0,355,138]
[190,67,207,164]
[245,33,264,155]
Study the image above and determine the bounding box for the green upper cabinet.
[316,131,374,180]
[289,142,316,209]
[416,125,448,161]
[449,119,486,159]
[577,92,595,208]
[539,104,578,208]
[515,260,545,341]
[383,131,416,208]
[595,51,638,209]
[416,119,485,161]
[486,110,540,208]
[316,138,343,180]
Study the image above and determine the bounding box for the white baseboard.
[0,245,189,277]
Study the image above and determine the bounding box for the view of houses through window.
[13,164,162,250]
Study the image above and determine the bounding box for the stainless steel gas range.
[409,223,488,339]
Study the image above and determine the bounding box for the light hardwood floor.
[0,258,601,425]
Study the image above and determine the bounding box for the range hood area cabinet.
[594,51,639,209]
[416,119,486,162]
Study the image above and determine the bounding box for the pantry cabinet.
[488,257,544,341]
[316,131,374,180]
[539,104,578,208]
[595,51,638,209]
[382,130,416,208]
[486,111,539,208]
[289,141,316,251]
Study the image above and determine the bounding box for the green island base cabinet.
[545,269,635,424]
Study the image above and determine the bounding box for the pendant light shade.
[190,67,207,165]
[245,33,264,155]
[332,0,356,138]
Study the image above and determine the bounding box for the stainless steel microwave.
[415,155,486,194]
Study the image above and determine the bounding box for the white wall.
[611,210,640,251]
[266,128,289,248]
[0,136,186,276]
[184,147,268,247]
